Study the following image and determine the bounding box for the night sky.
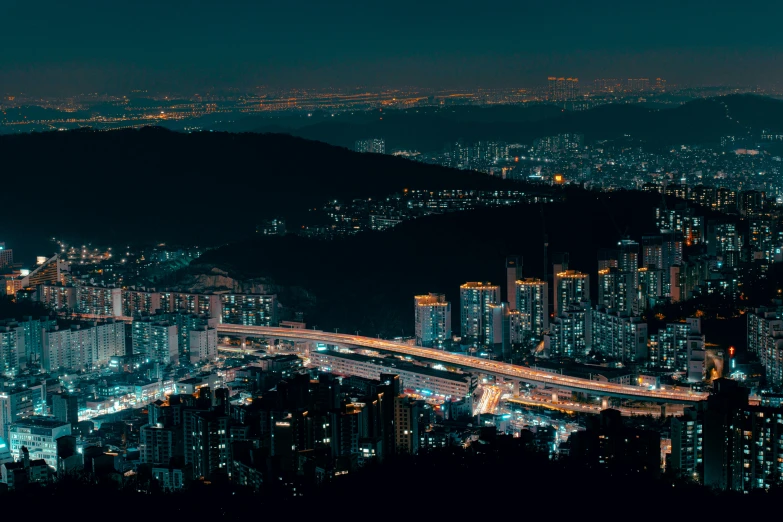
[2,0,781,94]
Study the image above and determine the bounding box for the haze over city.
[3,0,783,94]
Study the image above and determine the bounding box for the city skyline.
[3,0,783,95]
[3,1,783,504]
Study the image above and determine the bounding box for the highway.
[216,325,708,404]
[474,385,502,415]
[506,395,683,417]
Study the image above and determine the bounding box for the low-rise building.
[9,417,71,468]
[1,447,50,490]
[310,350,474,399]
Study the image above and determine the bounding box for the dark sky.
[2,0,782,95]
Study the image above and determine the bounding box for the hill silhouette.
[197,188,728,338]
[239,94,783,151]
[0,128,512,260]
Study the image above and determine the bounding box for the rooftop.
[557,270,588,278]
[532,360,633,380]
[10,416,70,429]
[460,282,498,289]
[315,350,471,383]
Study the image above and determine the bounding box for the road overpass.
[216,325,708,404]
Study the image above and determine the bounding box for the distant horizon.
[1,83,777,100]
[3,0,783,96]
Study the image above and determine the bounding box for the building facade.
[132,318,178,365]
[459,282,500,346]
[9,417,71,468]
[515,279,549,339]
[414,293,452,349]
[590,307,648,363]
[220,294,278,327]
[555,270,589,316]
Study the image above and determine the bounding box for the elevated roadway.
[216,325,708,404]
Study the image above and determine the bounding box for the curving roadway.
[216,325,708,404]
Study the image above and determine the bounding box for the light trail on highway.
[216,325,708,404]
[474,385,502,415]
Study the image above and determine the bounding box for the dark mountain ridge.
[244,94,783,152]
[0,128,513,259]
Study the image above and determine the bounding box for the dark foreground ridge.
[3,445,779,519]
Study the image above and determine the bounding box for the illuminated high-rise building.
[132,318,178,365]
[669,408,701,480]
[684,215,704,246]
[394,396,422,455]
[38,284,77,313]
[0,243,13,269]
[626,78,650,92]
[515,279,549,338]
[93,320,127,366]
[547,77,579,102]
[122,290,162,317]
[593,79,621,93]
[164,313,217,363]
[670,260,707,304]
[708,222,741,268]
[715,187,738,212]
[355,138,386,154]
[414,293,452,349]
[0,322,23,377]
[140,422,175,466]
[739,190,766,217]
[187,410,230,480]
[256,218,287,236]
[189,326,218,363]
[19,316,56,365]
[78,286,122,317]
[636,266,663,314]
[556,270,589,315]
[0,388,35,442]
[508,309,523,344]
[3,272,25,298]
[749,218,773,262]
[23,255,67,288]
[40,321,125,372]
[642,234,682,296]
[597,267,633,314]
[590,307,648,363]
[220,294,277,326]
[459,282,500,345]
[533,134,584,154]
[157,292,220,318]
[618,239,639,274]
[648,320,699,370]
[689,185,716,208]
[545,302,589,358]
[747,306,783,387]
